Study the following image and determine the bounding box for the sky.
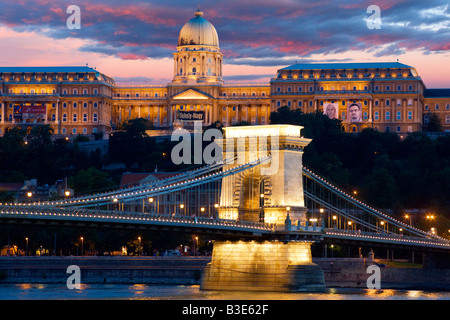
[0,0,449,87]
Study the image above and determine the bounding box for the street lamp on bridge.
[138,236,141,256]
[404,214,412,226]
[332,215,337,229]
[347,220,353,231]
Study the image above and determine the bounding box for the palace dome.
[178,10,219,47]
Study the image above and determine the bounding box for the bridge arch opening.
[238,172,271,222]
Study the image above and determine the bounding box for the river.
[0,283,449,300]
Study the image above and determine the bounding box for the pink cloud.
[117,52,148,60]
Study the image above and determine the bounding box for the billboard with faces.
[347,102,362,123]
[323,103,338,119]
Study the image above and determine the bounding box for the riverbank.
[0,256,449,290]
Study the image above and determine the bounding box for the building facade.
[0,10,449,137]
[0,66,115,136]
[271,63,450,134]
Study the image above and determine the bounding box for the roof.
[0,66,99,73]
[0,183,24,191]
[120,172,181,188]
[178,10,219,47]
[280,62,413,71]
[424,89,450,98]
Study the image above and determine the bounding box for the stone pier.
[200,240,325,292]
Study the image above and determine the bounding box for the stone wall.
[313,258,450,290]
[0,256,209,285]
[200,241,325,292]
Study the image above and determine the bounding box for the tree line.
[0,112,448,241]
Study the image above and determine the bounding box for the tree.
[68,167,115,195]
[424,113,442,132]
[121,118,154,137]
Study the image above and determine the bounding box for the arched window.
[192,67,197,74]
[374,112,379,120]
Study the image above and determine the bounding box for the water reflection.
[0,284,449,300]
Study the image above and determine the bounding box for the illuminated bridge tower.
[217,125,312,227]
[201,125,325,292]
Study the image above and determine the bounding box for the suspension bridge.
[1,124,449,291]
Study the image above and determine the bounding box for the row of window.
[62,102,99,108]
[0,73,95,82]
[276,99,416,108]
[5,88,100,95]
[424,114,450,124]
[61,127,100,135]
[116,92,166,98]
[222,92,266,97]
[178,67,214,76]
[274,84,416,93]
[373,111,414,121]
[0,113,99,122]
[425,104,450,110]
[222,116,267,124]
[62,113,98,122]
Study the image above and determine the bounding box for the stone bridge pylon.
[217,125,312,227]
[201,125,325,293]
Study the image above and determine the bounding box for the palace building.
[0,9,449,137]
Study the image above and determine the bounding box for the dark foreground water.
[0,284,449,300]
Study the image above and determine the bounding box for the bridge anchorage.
[1,124,449,292]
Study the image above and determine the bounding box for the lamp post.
[26,191,33,203]
[259,194,264,223]
[138,236,141,256]
[25,237,28,256]
[380,221,386,233]
[180,203,184,216]
[194,236,198,256]
[80,237,84,256]
[149,197,154,213]
[404,214,412,226]
[332,215,337,229]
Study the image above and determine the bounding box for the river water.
[0,283,449,300]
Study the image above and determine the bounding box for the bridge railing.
[303,166,450,244]
[0,205,275,232]
[324,228,450,247]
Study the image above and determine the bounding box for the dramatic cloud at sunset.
[0,0,448,87]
